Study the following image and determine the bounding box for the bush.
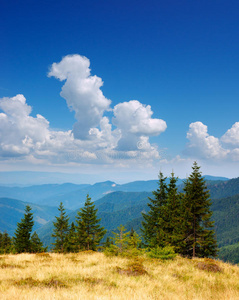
[146,246,176,260]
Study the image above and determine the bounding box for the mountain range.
[1,175,239,263]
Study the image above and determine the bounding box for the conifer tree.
[112,225,130,253]
[52,202,69,253]
[76,194,106,251]
[30,231,46,253]
[163,173,185,251]
[66,222,78,253]
[182,162,218,258]
[13,205,34,253]
[0,231,12,254]
[128,228,141,249]
[141,172,168,247]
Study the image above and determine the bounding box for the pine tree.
[65,222,78,253]
[141,172,168,247]
[182,162,218,258]
[75,194,106,251]
[112,225,130,253]
[128,228,141,249]
[163,173,185,252]
[13,205,34,253]
[52,202,69,253]
[30,231,46,253]
[0,231,12,254]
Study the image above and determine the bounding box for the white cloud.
[0,94,50,157]
[0,54,168,168]
[113,100,167,151]
[48,54,111,140]
[221,122,239,146]
[185,121,229,160]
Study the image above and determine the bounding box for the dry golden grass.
[0,252,239,300]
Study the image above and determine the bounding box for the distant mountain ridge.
[1,175,239,263]
[0,197,71,236]
[0,175,229,210]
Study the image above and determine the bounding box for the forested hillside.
[0,197,68,236]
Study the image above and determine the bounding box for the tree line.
[0,162,217,258]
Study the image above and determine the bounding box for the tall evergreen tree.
[182,162,217,258]
[52,202,69,253]
[13,205,34,253]
[163,173,185,252]
[141,172,168,247]
[76,194,106,251]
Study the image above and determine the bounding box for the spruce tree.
[13,205,34,253]
[65,222,78,253]
[112,225,130,253]
[30,231,46,253]
[163,173,185,252]
[182,162,218,258]
[52,202,69,253]
[141,172,168,247]
[76,194,106,251]
[0,231,12,254]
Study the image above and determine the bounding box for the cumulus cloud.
[0,95,50,157]
[221,122,239,147]
[48,54,111,140]
[0,54,168,167]
[185,121,229,160]
[113,100,167,151]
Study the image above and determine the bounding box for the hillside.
[0,176,227,210]
[37,191,151,247]
[211,193,239,247]
[208,177,239,199]
[37,177,239,262]
[0,197,71,236]
[0,252,239,299]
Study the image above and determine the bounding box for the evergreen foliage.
[65,222,78,253]
[0,231,13,254]
[163,173,185,252]
[141,162,217,258]
[30,231,46,253]
[182,162,218,258]
[75,194,106,251]
[141,172,168,247]
[52,202,69,253]
[112,225,130,253]
[13,205,34,253]
[128,228,141,249]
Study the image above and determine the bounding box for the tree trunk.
[193,215,196,257]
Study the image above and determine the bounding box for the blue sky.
[1,0,239,182]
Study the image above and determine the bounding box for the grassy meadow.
[0,252,239,300]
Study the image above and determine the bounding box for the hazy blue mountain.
[0,183,90,205]
[39,181,119,209]
[37,191,151,247]
[37,177,239,264]
[0,171,103,186]
[0,197,71,236]
[208,177,239,199]
[204,175,229,181]
[0,175,229,210]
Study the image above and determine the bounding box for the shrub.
[146,246,176,260]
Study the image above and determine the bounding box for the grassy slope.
[0,252,239,300]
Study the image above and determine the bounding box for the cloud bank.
[185,121,239,161]
[0,54,167,166]
[1,54,239,172]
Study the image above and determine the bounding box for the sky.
[1,0,239,183]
